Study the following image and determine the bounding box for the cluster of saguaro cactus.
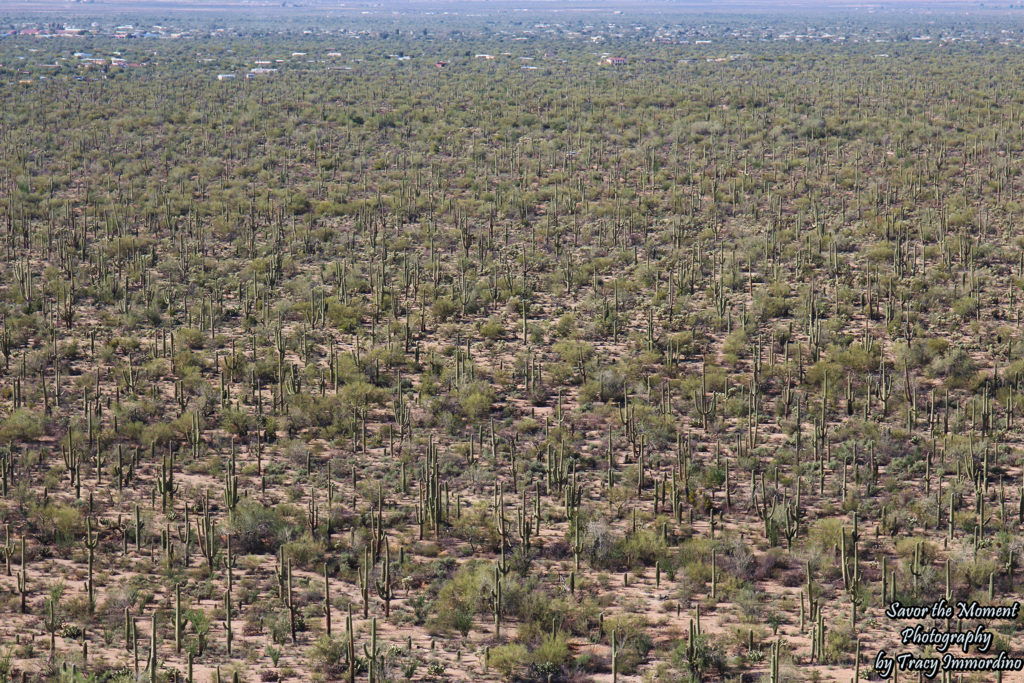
[767,639,781,683]
[5,21,1024,683]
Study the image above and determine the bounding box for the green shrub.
[308,634,347,679]
[0,409,46,443]
[459,382,494,421]
[176,327,205,350]
[807,518,845,556]
[282,534,324,569]
[605,614,653,675]
[231,499,289,554]
[451,502,501,552]
[487,643,528,679]
[587,525,666,571]
[528,633,571,678]
[952,296,978,321]
[431,297,457,322]
[327,301,365,332]
[479,317,505,339]
[428,562,492,635]
[928,345,977,387]
[673,632,725,680]
[221,408,254,438]
[33,503,83,547]
[824,624,857,665]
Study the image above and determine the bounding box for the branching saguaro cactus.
[0,525,13,577]
[174,583,184,654]
[375,540,394,618]
[346,608,357,683]
[17,537,27,614]
[492,562,503,638]
[610,629,618,683]
[85,517,98,611]
[323,562,332,636]
[156,447,178,512]
[359,547,371,619]
[224,586,233,656]
[363,617,382,683]
[148,613,158,683]
[196,494,218,571]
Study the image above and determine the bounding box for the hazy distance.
[0,0,1011,13]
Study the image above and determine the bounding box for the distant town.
[5,12,1024,85]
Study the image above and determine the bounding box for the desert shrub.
[806,518,845,557]
[184,607,211,656]
[596,369,626,403]
[673,632,726,680]
[431,297,457,322]
[718,536,757,582]
[307,634,347,679]
[479,317,505,339]
[327,301,365,332]
[586,524,666,571]
[31,502,83,547]
[450,502,501,552]
[928,345,977,388]
[824,624,857,665]
[487,643,528,679]
[459,382,494,421]
[282,535,325,569]
[952,296,978,320]
[428,562,492,635]
[527,633,571,679]
[176,327,205,350]
[756,286,791,321]
[221,408,255,438]
[605,614,652,675]
[805,360,842,390]
[265,607,304,644]
[673,535,716,584]
[552,340,594,366]
[231,499,289,554]
[553,312,577,338]
[338,381,388,413]
[0,409,46,443]
[288,193,311,215]
[832,343,879,373]
[958,555,1001,591]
